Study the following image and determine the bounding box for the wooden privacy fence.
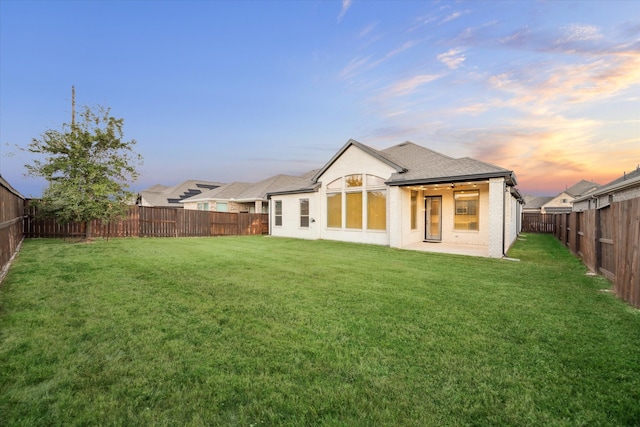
[24,205,269,238]
[523,200,639,308]
[522,212,555,233]
[0,177,25,278]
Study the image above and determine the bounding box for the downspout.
[502,180,506,257]
[267,196,272,236]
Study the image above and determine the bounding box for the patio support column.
[488,178,505,258]
[388,186,402,248]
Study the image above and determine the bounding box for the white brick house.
[267,139,523,258]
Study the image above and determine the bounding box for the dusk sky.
[1,0,638,198]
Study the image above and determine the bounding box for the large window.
[410,191,418,230]
[346,192,363,229]
[367,191,386,230]
[327,193,342,228]
[326,174,386,231]
[274,200,282,226]
[300,199,309,228]
[454,190,479,231]
[216,202,228,212]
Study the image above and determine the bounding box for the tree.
[26,105,142,239]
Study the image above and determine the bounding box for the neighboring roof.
[600,166,640,188]
[573,167,640,203]
[184,172,319,202]
[139,180,225,207]
[564,179,601,198]
[523,196,554,209]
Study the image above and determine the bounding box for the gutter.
[386,171,516,187]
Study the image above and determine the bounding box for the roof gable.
[312,139,406,182]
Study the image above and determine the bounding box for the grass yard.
[1,234,639,426]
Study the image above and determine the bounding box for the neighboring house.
[573,166,640,211]
[267,139,523,258]
[536,179,600,213]
[137,180,225,208]
[522,195,554,213]
[181,172,318,214]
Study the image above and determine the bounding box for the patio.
[403,241,490,258]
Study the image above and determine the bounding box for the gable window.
[345,174,363,188]
[197,202,209,211]
[300,199,309,228]
[454,190,479,231]
[274,200,282,226]
[217,202,228,212]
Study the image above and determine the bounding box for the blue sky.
[1,0,638,197]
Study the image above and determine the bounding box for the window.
[454,190,479,231]
[327,193,342,228]
[367,191,386,230]
[345,174,363,188]
[300,199,309,228]
[346,192,363,228]
[217,202,228,212]
[197,202,209,211]
[410,191,418,230]
[327,174,386,231]
[274,200,282,226]
[367,175,386,187]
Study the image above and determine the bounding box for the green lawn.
[1,235,639,426]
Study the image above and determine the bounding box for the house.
[522,195,554,213]
[532,179,600,213]
[267,139,523,258]
[572,166,640,211]
[181,172,317,213]
[137,180,225,208]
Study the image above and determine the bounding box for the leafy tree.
[26,105,142,239]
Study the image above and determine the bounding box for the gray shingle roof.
[601,166,640,188]
[269,139,517,196]
[184,173,319,202]
[564,179,600,198]
[524,196,554,209]
[381,141,516,185]
[139,180,225,207]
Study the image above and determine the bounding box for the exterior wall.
[270,193,321,240]
[182,200,257,212]
[504,189,521,253]
[488,178,505,258]
[541,192,572,213]
[614,185,640,202]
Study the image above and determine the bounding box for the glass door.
[424,196,442,241]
